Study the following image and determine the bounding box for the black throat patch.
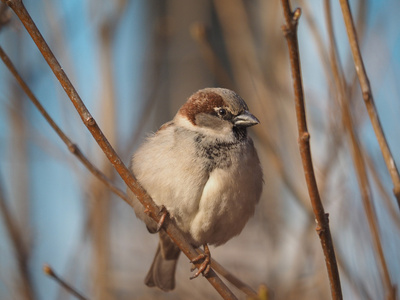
[194,129,247,172]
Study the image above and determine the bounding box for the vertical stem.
[280,1,343,299]
[325,1,396,298]
[338,0,400,209]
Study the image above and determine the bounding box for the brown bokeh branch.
[43,264,87,300]
[121,14,168,159]
[0,46,128,204]
[280,1,343,299]
[365,153,400,232]
[190,22,235,89]
[0,174,35,300]
[2,0,237,299]
[324,2,396,299]
[338,0,400,209]
[89,6,125,298]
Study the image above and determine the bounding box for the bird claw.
[189,244,211,279]
[144,205,168,233]
[156,206,168,232]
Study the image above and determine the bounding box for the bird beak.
[233,110,260,128]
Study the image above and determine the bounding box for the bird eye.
[218,108,226,116]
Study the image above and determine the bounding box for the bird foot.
[144,205,168,232]
[156,206,168,232]
[189,244,211,279]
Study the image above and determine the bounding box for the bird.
[128,87,263,291]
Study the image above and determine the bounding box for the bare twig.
[338,0,400,209]
[2,1,237,298]
[210,261,258,299]
[195,248,259,298]
[43,264,87,300]
[280,1,342,299]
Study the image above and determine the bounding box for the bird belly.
[189,164,261,247]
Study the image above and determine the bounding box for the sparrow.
[128,87,263,291]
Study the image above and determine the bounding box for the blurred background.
[0,0,399,299]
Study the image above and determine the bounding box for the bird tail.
[145,231,181,291]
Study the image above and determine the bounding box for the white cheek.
[174,113,234,140]
[174,113,196,128]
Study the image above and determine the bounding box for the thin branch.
[280,1,342,299]
[2,1,237,298]
[43,264,88,300]
[324,1,395,298]
[338,0,400,209]
[211,264,258,299]
[0,46,128,204]
[196,249,259,298]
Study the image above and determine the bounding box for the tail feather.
[145,231,181,291]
